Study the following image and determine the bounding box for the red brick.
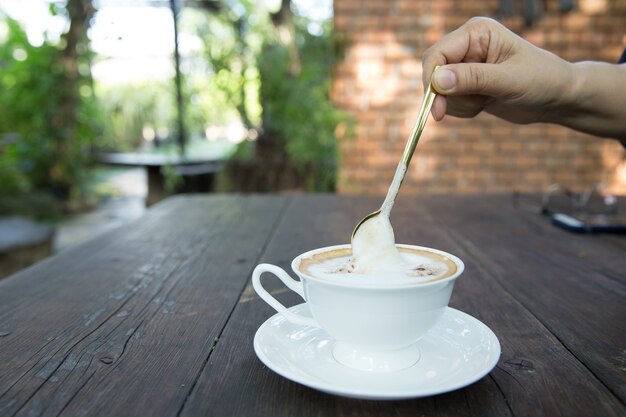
[516,156,539,168]
[527,140,551,152]
[333,15,351,30]
[333,0,626,195]
[545,125,570,138]
[335,0,366,11]
[489,124,514,138]
[516,125,544,138]
[499,141,524,152]
[458,125,484,139]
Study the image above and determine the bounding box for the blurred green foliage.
[188,5,263,130]
[191,2,349,192]
[96,7,256,153]
[259,25,345,191]
[96,81,175,151]
[0,16,100,211]
[0,0,348,219]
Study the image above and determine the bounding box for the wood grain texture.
[394,199,625,417]
[421,194,626,402]
[1,194,624,417]
[0,195,287,417]
[178,195,624,417]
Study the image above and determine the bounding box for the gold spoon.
[351,68,439,242]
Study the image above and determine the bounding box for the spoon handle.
[400,75,438,167]
[352,69,440,237]
[378,72,439,218]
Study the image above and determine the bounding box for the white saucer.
[254,304,500,400]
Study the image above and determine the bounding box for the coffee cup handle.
[252,264,320,328]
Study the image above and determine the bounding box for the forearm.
[554,62,626,139]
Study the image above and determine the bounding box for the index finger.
[422,18,491,89]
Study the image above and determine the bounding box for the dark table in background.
[98,152,225,206]
[0,194,624,416]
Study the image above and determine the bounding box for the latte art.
[299,246,457,286]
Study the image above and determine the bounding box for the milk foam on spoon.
[350,162,409,275]
[351,213,408,274]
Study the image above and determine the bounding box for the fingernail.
[433,69,456,91]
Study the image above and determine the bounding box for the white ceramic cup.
[252,244,464,372]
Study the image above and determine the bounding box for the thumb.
[432,63,510,97]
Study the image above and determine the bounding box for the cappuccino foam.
[299,246,457,286]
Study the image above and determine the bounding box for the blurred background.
[0,0,625,277]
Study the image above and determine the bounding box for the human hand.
[422,17,575,124]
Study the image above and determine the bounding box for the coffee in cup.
[252,244,464,372]
[299,245,457,286]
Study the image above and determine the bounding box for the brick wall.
[332,0,626,195]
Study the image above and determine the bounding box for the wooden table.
[98,152,225,206]
[1,194,624,416]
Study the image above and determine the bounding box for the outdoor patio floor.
[53,168,147,252]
